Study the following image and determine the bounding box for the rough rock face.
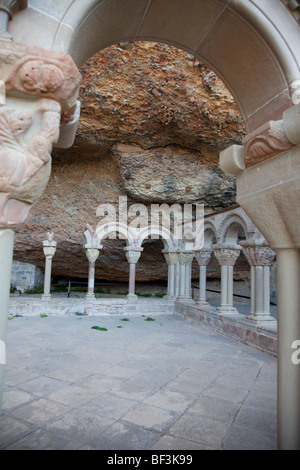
[78,42,244,152]
[112,143,236,206]
[13,42,247,283]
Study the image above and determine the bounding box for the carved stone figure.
[5,54,81,119]
[243,119,294,167]
[0,98,61,228]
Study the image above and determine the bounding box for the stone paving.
[0,312,277,450]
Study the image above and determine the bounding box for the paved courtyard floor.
[0,313,277,450]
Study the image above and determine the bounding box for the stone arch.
[9,0,299,133]
[203,221,217,248]
[136,224,174,251]
[95,221,136,246]
[217,210,259,244]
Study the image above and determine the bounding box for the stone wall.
[11,261,44,293]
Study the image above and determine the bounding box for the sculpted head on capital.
[3,46,82,123]
[18,60,64,95]
[5,59,64,96]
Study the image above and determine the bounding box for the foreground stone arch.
[9,0,299,134]
[0,0,299,450]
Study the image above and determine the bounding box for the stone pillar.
[42,234,57,301]
[194,249,212,306]
[213,243,241,313]
[0,229,14,419]
[241,239,276,325]
[0,39,81,420]
[85,248,100,300]
[125,249,143,301]
[219,113,300,449]
[277,248,300,450]
[177,251,194,302]
[163,251,178,300]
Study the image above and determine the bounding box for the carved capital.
[178,251,194,265]
[125,250,141,264]
[86,248,100,264]
[43,245,56,260]
[240,240,275,266]
[0,98,61,229]
[213,243,241,266]
[242,119,294,168]
[194,249,212,266]
[163,251,178,265]
[1,39,81,123]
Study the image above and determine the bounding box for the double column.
[124,248,143,301]
[194,249,212,306]
[177,251,194,302]
[240,239,276,325]
[213,243,241,313]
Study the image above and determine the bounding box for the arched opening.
[14,39,242,293]
[9,0,296,134]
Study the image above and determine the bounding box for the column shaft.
[128,263,136,297]
[88,262,95,295]
[175,259,180,298]
[220,265,228,307]
[184,262,192,298]
[250,265,255,316]
[199,265,207,302]
[43,257,52,296]
[168,264,175,298]
[179,264,186,298]
[263,265,270,314]
[255,266,264,315]
[277,248,300,450]
[227,265,233,307]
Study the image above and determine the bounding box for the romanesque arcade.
[40,206,276,331]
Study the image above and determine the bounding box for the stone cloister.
[0,0,300,450]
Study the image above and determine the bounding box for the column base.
[126,293,138,302]
[85,293,96,301]
[216,305,239,314]
[245,313,277,326]
[41,294,51,301]
[195,300,211,307]
[177,296,194,303]
[165,295,176,301]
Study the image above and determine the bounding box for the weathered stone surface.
[78,42,244,152]
[112,143,236,206]
[13,42,246,282]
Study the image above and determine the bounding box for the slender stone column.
[194,249,212,306]
[163,251,178,300]
[0,229,14,419]
[177,251,194,301]
[241,240,276,325]
[125,249,142,301]
[175,258,180,298]
[85,248,100,300]
[42,235,57,301]
[0,40,81,420]
[213,243,241,313]
[277,248,300,450]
